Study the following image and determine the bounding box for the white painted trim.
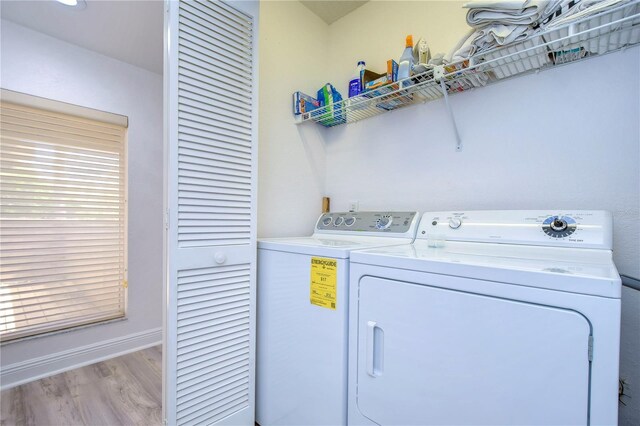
[163,1,179,423]
[0,327,162,390]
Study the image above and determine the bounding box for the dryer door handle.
[366,321,384,377]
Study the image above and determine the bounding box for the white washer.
[348,210,621,426]
[256,211,420,426]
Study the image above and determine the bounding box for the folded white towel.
[466,0,544,10]
[465,0,564,27]
[447,29,479,62]
[474,24,532,49]
[446,24,533,62]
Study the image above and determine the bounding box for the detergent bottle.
[348,60,366,97]
[398,35,414,87]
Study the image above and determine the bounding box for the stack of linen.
[434,0,636,90]
[444,0,581,82]
[447,0,577,63]
[445,0,638,81]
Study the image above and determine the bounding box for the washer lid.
[350,240,621,298]
[258,235,414,258]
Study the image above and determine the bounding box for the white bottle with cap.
[398,35,414,87]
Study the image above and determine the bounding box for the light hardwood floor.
[1,345,162,426]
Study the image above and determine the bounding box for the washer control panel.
[316,211,418,235]
[418,210,613,249]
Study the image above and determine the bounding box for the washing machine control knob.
[334,217,344,226]
[449,218,462,229]
[321,217,332,226]
[550,218,568,232]
[344,217,356,226]
[376,216,393,230]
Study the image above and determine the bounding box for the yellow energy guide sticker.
[310,257,337,310]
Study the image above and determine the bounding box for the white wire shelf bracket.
[433,66,463,152]
[294,0,640,148]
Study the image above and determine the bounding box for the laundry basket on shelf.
[475,36,550,80]
[543,1,640,64]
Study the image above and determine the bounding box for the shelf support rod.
[434,66,462,152]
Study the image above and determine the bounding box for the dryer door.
[356,276,591,425]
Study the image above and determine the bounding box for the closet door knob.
[214,252,226,264]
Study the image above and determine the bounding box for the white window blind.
[0,95,127,342]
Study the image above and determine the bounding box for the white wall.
[0,20,163,387]
[257,1,329,237]
[324,51,640,275]
[318,2,640,424]
[324,4,639,277]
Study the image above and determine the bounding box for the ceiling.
[0,0,368,75]
[0,0,164,74]
[300,0,368,25]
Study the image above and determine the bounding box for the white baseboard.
[0,327,162,390]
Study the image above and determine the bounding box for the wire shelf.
[295,0,640,128]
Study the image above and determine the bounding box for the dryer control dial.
[542,215,577,238]
[449,218,462,229]
[550,218,568,232]
[376,215,393,230]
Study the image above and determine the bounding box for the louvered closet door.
[164,1,259,425]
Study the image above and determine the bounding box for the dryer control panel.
[418,210,612,249]
[316,211,419,237]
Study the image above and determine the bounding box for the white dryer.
[256,211,419,426]
[348,210,621,426]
